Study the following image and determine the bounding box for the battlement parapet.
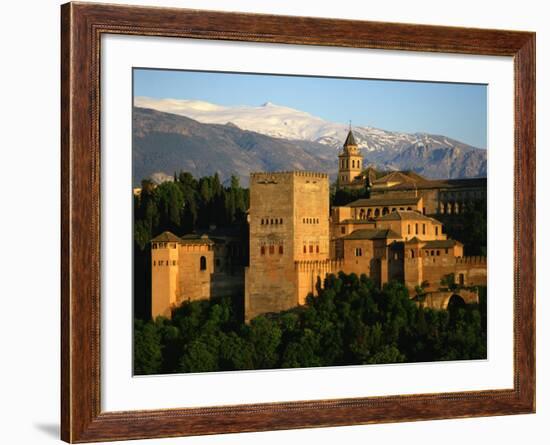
[294,258,344,273]
[456,256,487,265]
[250,171,329,180]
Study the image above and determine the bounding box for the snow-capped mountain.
[133,97,487,180]
[135,97,482,153]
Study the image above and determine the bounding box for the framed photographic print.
[61,2,535,442]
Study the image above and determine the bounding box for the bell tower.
[337,126,362,189]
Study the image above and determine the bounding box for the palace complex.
[150,130,487,320]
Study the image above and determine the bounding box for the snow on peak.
[134,97,476,154]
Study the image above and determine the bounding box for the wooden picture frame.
[61,2,535,442]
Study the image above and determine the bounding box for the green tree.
[134,320,162,375]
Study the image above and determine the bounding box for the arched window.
[374,208,380,217]
[303,245,307,253]
[430,250,435,256]
[410,249,415,258]
[415,223,419,234]
[261,219,264,225]
[279,245,284,254]
[200,256,207,270]
[280,218,283,224]
[269,245,275,255]
[261,246,265,255]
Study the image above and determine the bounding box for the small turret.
[337,126,363,189]
[151,231,181,319]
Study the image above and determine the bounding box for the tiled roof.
[372,171,486,191]
[341,228,401,241]
[179,233,215,245]
[404,238,462,248]
[423,239,462,249]
[347,196,420,207]
[339,219,376,225]
[375,210,437,222]
[343,129,357,146]
[150,231,183,243]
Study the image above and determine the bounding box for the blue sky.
[134,68,487,149]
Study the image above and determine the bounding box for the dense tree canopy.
[134,274,487,375]
[133,172,249,319]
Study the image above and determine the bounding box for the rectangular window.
[261,246,265,255]
[407,224,411,235]
[279,245,284,254]
[422,224,426,235]
[341,226,346,234]
[303,245,307,253]
[415,223,418,234]
[435,226,439,235]
[269,245,275,255]
[316,245,319,253]
[309,245,313,253]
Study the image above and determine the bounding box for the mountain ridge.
[132,103,487,187]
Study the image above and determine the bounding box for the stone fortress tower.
[150,130,487,321]
[244,171,332,321]
[337,128,363,188]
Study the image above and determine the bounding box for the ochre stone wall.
[177,244,214,304]
[404,255,487,292]
[295,259,343,305]
[151,242,180,319]
[244,172,330,321]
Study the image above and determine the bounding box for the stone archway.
[446,294,466,310]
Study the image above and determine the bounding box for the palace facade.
[150,130,487,320]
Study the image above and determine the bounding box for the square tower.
[244,171,329,321]
[337,129,363,188]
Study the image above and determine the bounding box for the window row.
[153,257,209,271]
[152,242,178,249]
[303,244,320,254]
[261,218,283,225]
[153,260,177,266]
[409,248,449,258]
[340,159,361,169]
[303,217,320,224]
[260,245,284,255]
[357,207,414,219]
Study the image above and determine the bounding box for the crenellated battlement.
[251,171,329,180]
[294,258,344,273]
[455,256,487,265]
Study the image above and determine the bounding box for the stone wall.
[244,172,330,321]
[177,244,214,304]
[151,243,180,319]
[295,259,344,305]
[404,255,487,292]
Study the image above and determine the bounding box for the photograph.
[132,69,488,375]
